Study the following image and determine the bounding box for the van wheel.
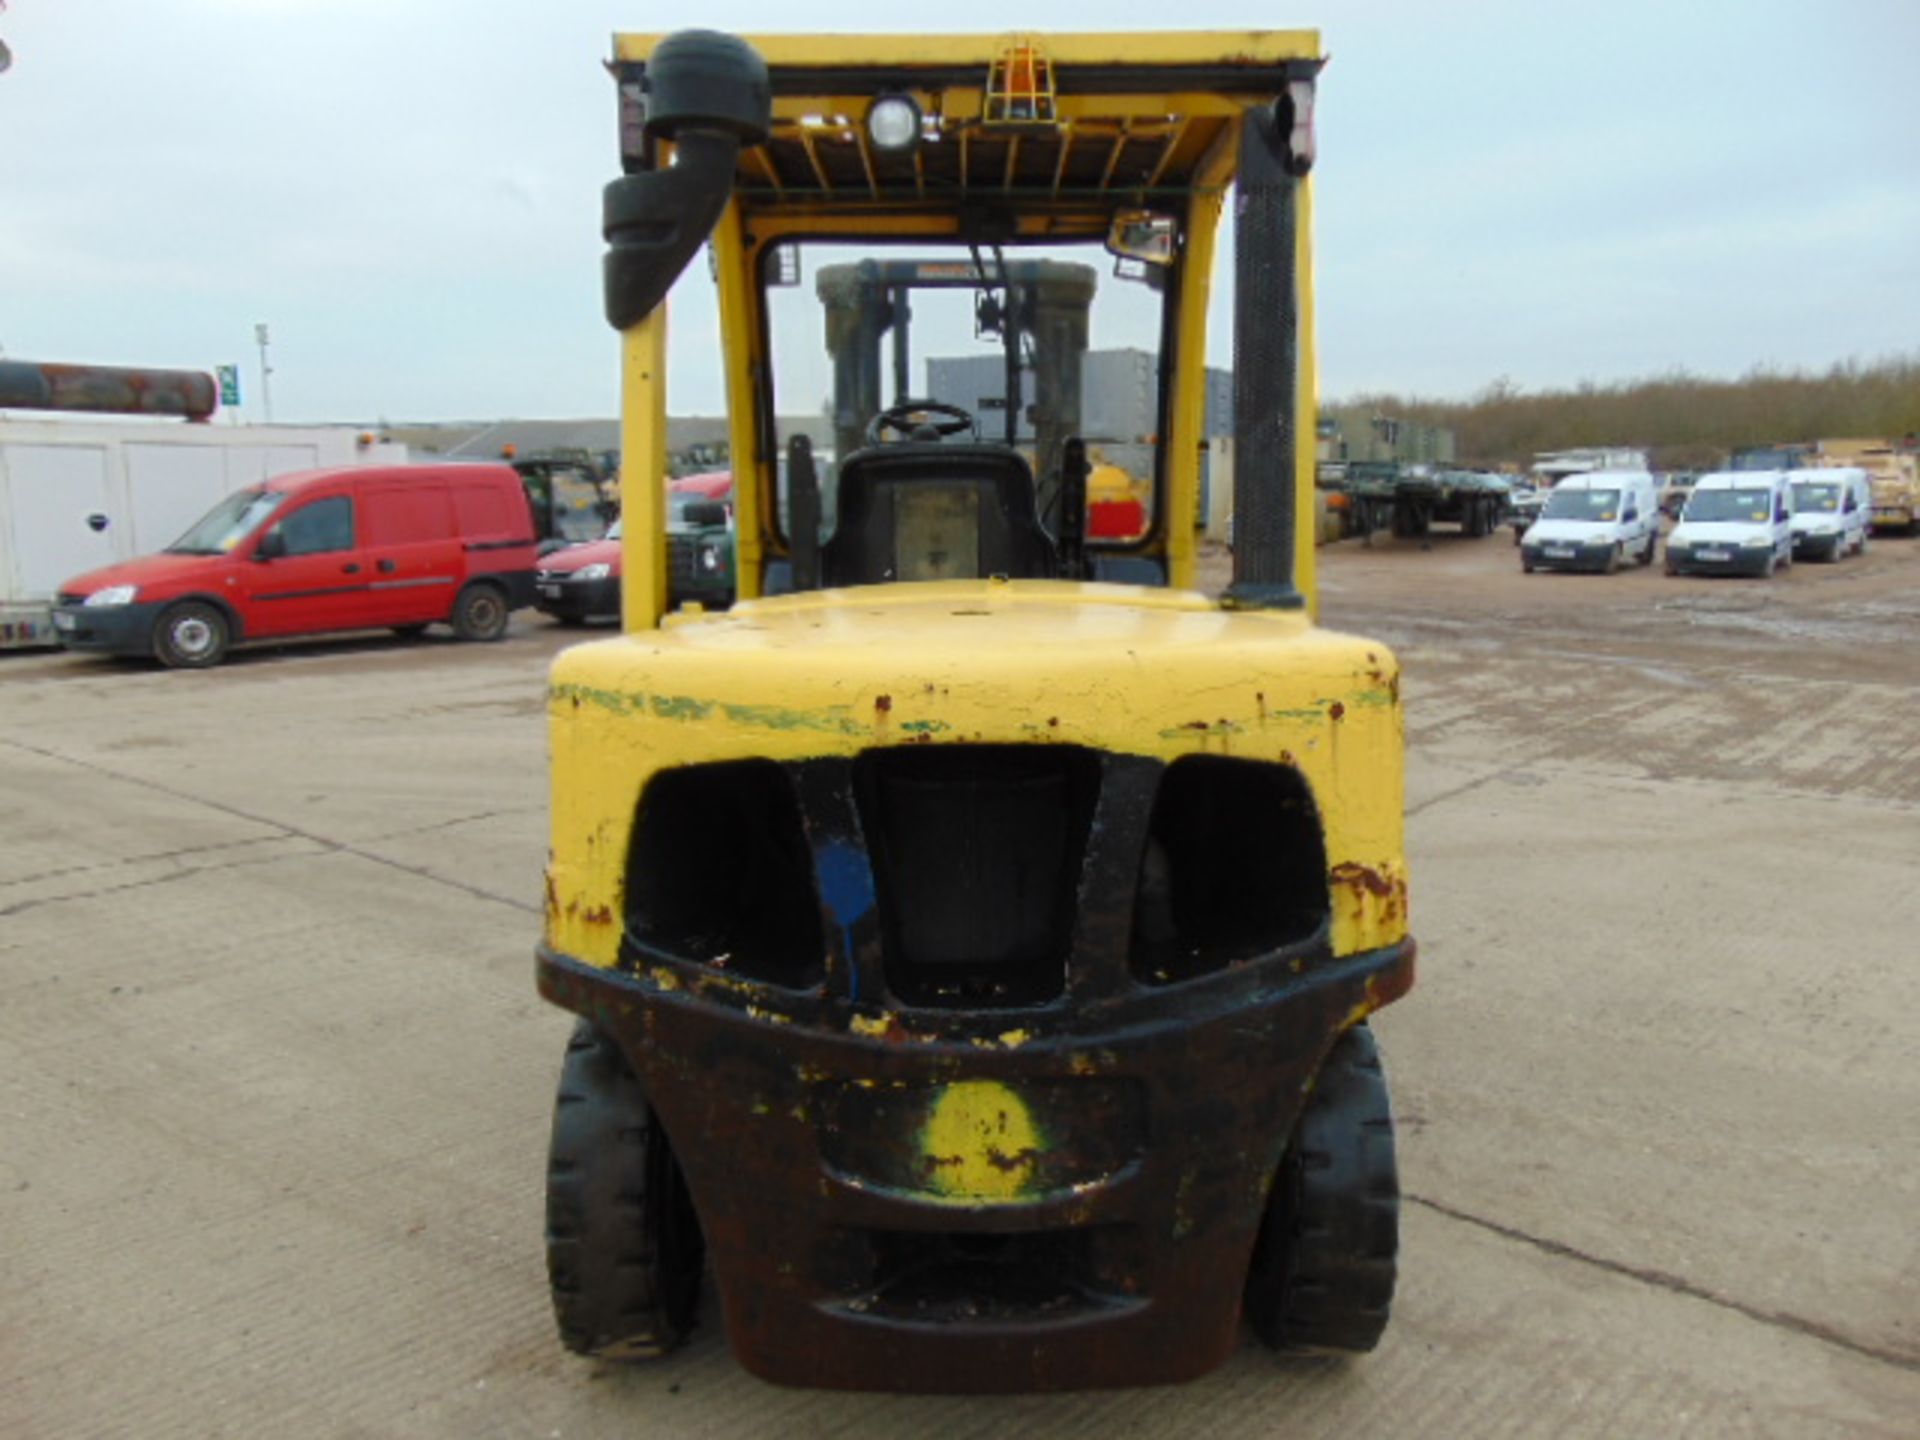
[450,583,509,642]
[1760,552,1776,578]
[547,1021,705,1359]
[1245,1024,1398,1354]
[153,601,230,669]
[1605,543,1622,574]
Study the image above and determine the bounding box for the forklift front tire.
[1244,1023,1399,1353]
[545,1021,705,1359]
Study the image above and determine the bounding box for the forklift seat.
[822,444,1060,586]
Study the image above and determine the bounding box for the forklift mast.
[816,258,1095,523]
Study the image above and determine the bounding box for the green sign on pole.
[217,364,241,407]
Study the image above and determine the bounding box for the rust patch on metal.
[874,694,893,714]
[1330,861,1395,898]
[1331,861,1409,929]
[1328,700,1346,721]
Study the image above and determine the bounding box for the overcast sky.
[2,0,1915,424]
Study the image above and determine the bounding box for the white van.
[1667,471,1793,577]
[1786,467,1870,562]
[1519,471,1661,573]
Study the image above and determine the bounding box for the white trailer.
[0,418,406,647]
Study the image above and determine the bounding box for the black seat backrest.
[821,443,1059,586]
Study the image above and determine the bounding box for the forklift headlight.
[697,543,725,574]
[866,94,922,152]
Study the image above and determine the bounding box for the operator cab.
[791,399,1072,586]
[774,253,1117,591]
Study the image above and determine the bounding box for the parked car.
[51,463,536,667]
[533,478,735,625]
[1519,471,1661,573]
[1786,467,1870,562]
[534,519,623,625]
[1666,470,1794,577]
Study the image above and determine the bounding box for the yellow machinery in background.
[537,28,1414,1392]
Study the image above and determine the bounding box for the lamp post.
[255,323,274,423]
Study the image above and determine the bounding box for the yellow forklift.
[538,28,1415,1391]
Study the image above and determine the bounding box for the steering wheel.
[865,400,979,445]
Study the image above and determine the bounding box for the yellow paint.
[614,31,1321,69]
[545,583,1406,968]
[921,1081,1042,1200]
[710,202,767,601]
[848,1013,892,1039]
[549,30,1410,982]
[617,306,669,631]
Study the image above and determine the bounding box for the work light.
[866,94,922,152]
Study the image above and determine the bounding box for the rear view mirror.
[1106,209,1176,267]
[255,530,285,561]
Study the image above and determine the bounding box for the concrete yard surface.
[3,530,1918,1437]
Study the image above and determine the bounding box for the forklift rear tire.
[1245,1023,1398,1353]
[546,1021,705,1359]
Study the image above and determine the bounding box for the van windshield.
[1542,488,1620,521]
[1685,488,1773,523]
[166,488,285,554]
[1790,483,1840,513]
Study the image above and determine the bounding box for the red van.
[51,464,537,667]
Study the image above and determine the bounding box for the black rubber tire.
[450,583,509,642]
[153,600,230,669]
[1245,1024,1399,1353]
[546,1021,705,1360]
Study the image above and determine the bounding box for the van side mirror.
[255,530,285,561]
[1623,506,1637,522]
